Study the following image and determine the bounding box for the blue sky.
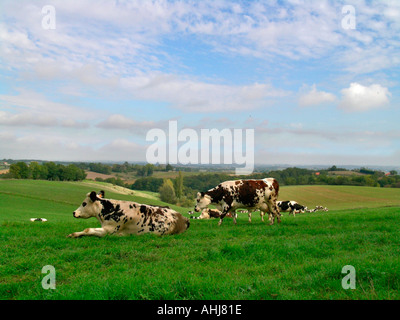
[0,0,399,167]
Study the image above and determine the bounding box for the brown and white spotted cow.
[68,191,190,238]
[194,178,280,226]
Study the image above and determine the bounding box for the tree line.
[3,162,86,181]
[75,162,174,177]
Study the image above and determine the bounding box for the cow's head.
[73,191,104,219]
[194,192,211,212]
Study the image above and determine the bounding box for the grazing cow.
[277,201,308,217]
[189,208,225,220]
[317,206,329,212]
[68,191,190,238]
[194,178,280,225]
[308,205,328,213]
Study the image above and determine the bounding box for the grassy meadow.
[0,179,399,300]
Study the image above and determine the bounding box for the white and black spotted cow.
[311,205,328,212]
[188,208,235,220]
[188,208,223,220]
[194,178,280,226]
[68,191,190,238]
[277,201,308,217]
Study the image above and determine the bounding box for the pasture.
[1,180,399,300]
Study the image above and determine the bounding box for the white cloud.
[96,114,167,134]
[0,89,91,128]
[0,132,147,162]
[339,83,391,112]
[0,89,87,116]
[121,75,287,112]
[299,84,336,107]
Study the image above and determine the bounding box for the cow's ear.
[201,192,205,197]
[98,190,105,198]
[89,191,98,202]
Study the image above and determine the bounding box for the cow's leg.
[218,205,231,226]
[218,212,226,226]
[67,227,108,238]
[248,211,252,223]
[232,212,238,224]
[267,201,281,225]
[260,211,265,222]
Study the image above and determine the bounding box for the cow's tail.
[272,178,280,198]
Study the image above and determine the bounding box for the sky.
[0,0,399,169]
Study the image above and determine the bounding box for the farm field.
[0,180,399,300]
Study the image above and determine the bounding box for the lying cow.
[68,191,190,238]
[277,201,308,217]
[195,178,280,225]
[188,208,225,220]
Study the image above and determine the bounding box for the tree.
[29,162,42,179]
[131,177,163,192]
[165,164,173,172]
[159,179,177,204]
[9,162,30,179]
[9,163,21,179]
[44,162,58,180]
[175,171,184,199]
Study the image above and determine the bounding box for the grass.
[278,185,400,210]
[1,180,400,300]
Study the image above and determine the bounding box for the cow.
[194,178,280,226]
[277,201,308,217]
[68,191,190,238]
[312,205,328,212]
[192,208,264,223]
[188,208,224,220]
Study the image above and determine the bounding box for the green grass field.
[1,180,399,300]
